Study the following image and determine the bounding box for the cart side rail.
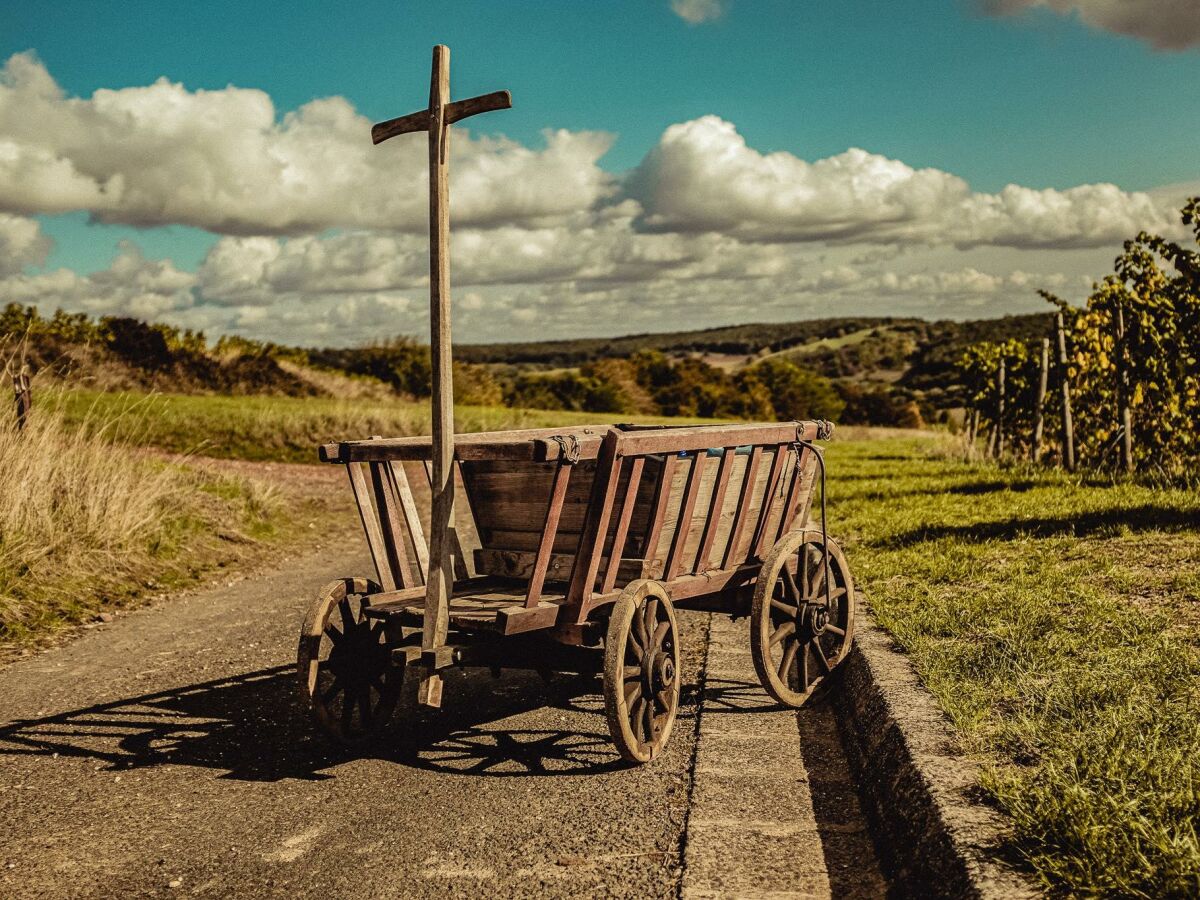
[563,422,828,624]
[320,420,831,465]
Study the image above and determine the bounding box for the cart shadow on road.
[0,664,678,782]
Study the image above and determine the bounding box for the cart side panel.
[643,446,801,578]
[462,457,665,584]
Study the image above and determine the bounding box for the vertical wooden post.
[995,357,1006,458]
[1055,311,1076,472]
[965,406,977,454]
[369,46,511,708]
[1113,304,1133,474]
[1032,337,1049,462]
[420,45,454,708]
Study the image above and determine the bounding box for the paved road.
[0,537,885,898]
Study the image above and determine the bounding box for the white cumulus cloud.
[670,0,727,25]
[0,213,52,276]
[0,52,616,236]
[983,0,1200,50]
[626,116,1175,249]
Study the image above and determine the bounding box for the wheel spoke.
[769,621,795,647]
[643,697,654,738]
[781,567,801,603]
[339,599,356,632]
[778,639,798,681]
[808,556,829,595]
[644,597,659,641]
[654,689,670,714]
[622,665,642,680]
[623,681,642,708]
[627,628,644,659]
[813,640,832,675]
[824,624,845,637]
[630,697,645,737]
[324,624,343,645]
[770,598,799,618]
[651,621,669,650]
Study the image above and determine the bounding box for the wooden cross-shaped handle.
[370,45,511,708]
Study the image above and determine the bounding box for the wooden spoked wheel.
[751,530,855,708]
[297,577,403,746]
[603,580,681,764]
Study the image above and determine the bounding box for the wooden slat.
[423,459,470,582]
[776,446,808,542]
[722,446,763,569]
[387,461,429,583]
[370,461,414,588]
[641,453,677,559]
[567,431,622,615]
[695,447,735,573]
[525,461,573,607]
[601,456,645,594]
[665,453,708,580]
[751,445,788,559]
[346,463,397,592]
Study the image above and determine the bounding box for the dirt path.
[0,462,886,898]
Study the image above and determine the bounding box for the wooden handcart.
[298,419,855,764]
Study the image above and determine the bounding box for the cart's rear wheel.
[603,580,680,764]
[297,577,403,746]
[751,531,854,708]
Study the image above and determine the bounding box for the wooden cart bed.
[319,421,830,637]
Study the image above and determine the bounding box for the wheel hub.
[801,603,829,638]
[650,652,676,693]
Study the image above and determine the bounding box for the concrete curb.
[833,605,1040,898]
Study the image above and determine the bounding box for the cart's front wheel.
[751,531,854,707]
[603,580,680,764]
[297,577,403,746]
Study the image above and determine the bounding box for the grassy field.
[20,387,1200,892]
[827,436,1199,896]
[56,390,696,463]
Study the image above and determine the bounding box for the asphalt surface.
[0,532,886,898]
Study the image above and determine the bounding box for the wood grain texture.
[695,448,735,573]
[722,446,763,569]
[346,462,397,592]
[524,461,573,607]
[665,454,708,580]
[370,461,413,589]
[601,456,645,594]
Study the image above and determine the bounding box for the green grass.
[826,436,1200,897]
[57,390,699,463]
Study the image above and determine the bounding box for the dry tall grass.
[0,385,276,645]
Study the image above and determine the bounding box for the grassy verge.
[0,397,312,651]
[57,390,699,463]
[826,436,1199,896]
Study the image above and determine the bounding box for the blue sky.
[0,0,1197,343]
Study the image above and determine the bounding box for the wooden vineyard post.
[1055,311,1076,472]
[1032,337,1049,462]
[370,46,511,707]
[995,356,1006,458]
[12,365,31,432]
[1113,304,1133,474]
